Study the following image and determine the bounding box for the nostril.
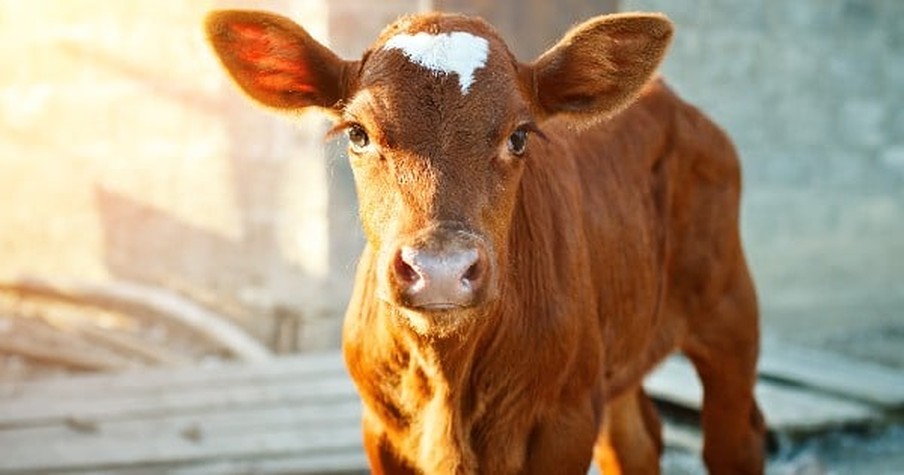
[394,249,420,285]
[462,260,483,284]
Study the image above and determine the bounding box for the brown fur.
[206,10,765,474]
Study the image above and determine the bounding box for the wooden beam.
[70,322,192,367]
[1,278,272,362]
[759,337,904,409]
[0,337,132,373]
[431,0,618,60]
[644,355,882,437]
[3,344,899,474]
[1,397,364,473]
[1,353,344,401]
[0,317,135,372]
[0,372,356,429]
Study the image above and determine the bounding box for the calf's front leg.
[593,386,663,475]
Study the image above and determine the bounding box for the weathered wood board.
[2,340,901,474]
[0,355,362,474]
[644,355,882,435]
[759,337,904,409]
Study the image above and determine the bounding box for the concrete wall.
[622,0,904,345]
[0,0,419,351]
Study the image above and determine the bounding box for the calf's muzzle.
[390,234,490,310]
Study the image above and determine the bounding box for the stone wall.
[622,0,904,343]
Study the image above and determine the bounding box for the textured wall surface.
[622,0,904,348]
[0,0,419,350]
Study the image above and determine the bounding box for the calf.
[206,9,765,474]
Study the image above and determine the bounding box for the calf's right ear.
[529,13,673,122]
[205,10,356,113]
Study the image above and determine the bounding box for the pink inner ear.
[226,22,317,95]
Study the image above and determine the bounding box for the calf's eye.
[507,128,528,156]
[347,124,370,152]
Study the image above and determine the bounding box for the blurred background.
[0,0,902,472]
[1,0,901,365]
[628,0,904,367]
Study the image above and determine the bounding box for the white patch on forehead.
[383,31,489,94]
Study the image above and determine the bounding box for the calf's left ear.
[205,10,356,113]
[528,13,673,121]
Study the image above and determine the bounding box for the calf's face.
[206,10,671,335]
[340,17,530,326]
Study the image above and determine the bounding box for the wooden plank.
[0,352,345,401]
[72,321,193,366]
[2,278,273,362]
[0,316,137,372]
[0,337,134,372]
[0,400,363,473]
[754,383,879,433]
[759,337,904,409]
[78,452,368,475]
[0,353,365,474]
[0,400,362,452]
[0,425,363,474]
[2,346,896,474]
[644,355,882,435]
[0,372,357,428]
[158,452,368,475]
[77,456,370,475]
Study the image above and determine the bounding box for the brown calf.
[206,9,765,474]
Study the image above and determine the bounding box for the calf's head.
[206,10,671,335]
